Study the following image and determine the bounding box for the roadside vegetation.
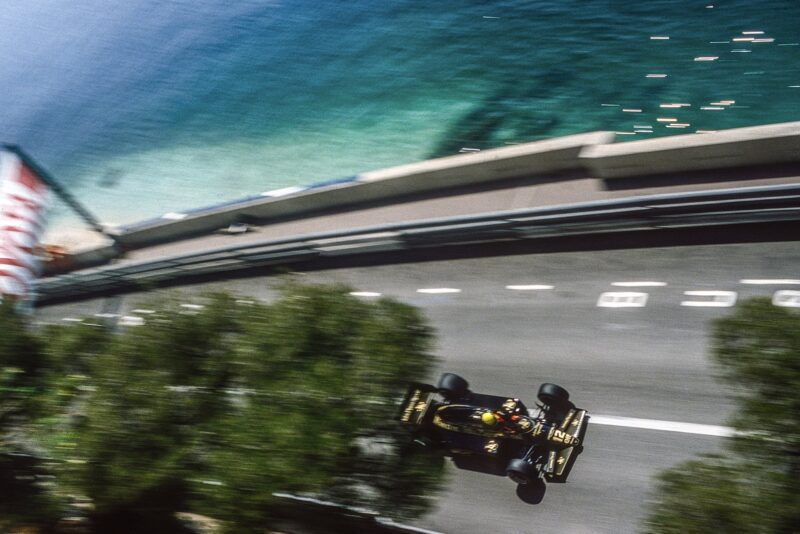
[645,298,799,534]
[0,283,445,533]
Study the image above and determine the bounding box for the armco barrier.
[113,131,613,249]
[581,121,800,178]
[35,184,800,304]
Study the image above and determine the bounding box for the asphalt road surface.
[37,240,800,533]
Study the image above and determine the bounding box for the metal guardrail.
[35,184,800,304]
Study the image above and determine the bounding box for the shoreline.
[43,225,113,253]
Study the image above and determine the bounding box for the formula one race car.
[398,373,588,486]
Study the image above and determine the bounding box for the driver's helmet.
[481,411,499,427]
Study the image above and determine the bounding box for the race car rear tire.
[538,383,570,408]
[437,373,469,400]
[506,458,537,485]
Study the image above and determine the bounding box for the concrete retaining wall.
[581,121,800,178]
[114,131,613,248]
[82,121,800,255]
[357,131,614,190]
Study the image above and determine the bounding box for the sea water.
[0,0,798,242]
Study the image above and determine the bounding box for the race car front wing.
[544,408,589,482]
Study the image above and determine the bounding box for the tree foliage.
[644,298,800,534]
[0,300,61,530]
[0,283,445,533]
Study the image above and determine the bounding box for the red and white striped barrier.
[0,151,49,301]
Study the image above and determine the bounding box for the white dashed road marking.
[119,316,145,327]
[772,290,800,307]
[505,284,554,290]
[597,292,648,308]
[740,279,800,285]
[611,281,667,287]
[680,290,737,307]
[350,291,382,297]
[417,288,461,294]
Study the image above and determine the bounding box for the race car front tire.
[437,373,469,400]
[537,383,570,409]
[506,458,537,485]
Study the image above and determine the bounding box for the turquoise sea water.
[1,0,798,234]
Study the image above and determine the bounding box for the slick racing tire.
[506,458,537,485]
[537,383,570,408]
[436,373,469,400]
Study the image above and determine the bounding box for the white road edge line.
[526,411,733,436]
[588,414,733,437]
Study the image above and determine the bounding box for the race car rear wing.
[397,383,437,426]
[546,408,589,482]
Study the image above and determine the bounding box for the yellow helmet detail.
[481,412,498,426]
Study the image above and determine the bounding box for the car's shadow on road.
[516,479,546,504]
[450,456,547,504]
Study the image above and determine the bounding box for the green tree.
[0,301,60,531]
[0,301,45,429]
[194,284,444,531]
[66,292,243,531]
[644,298,800,534]
[43,284,444,532]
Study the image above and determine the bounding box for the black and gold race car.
[398,373,588,486]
